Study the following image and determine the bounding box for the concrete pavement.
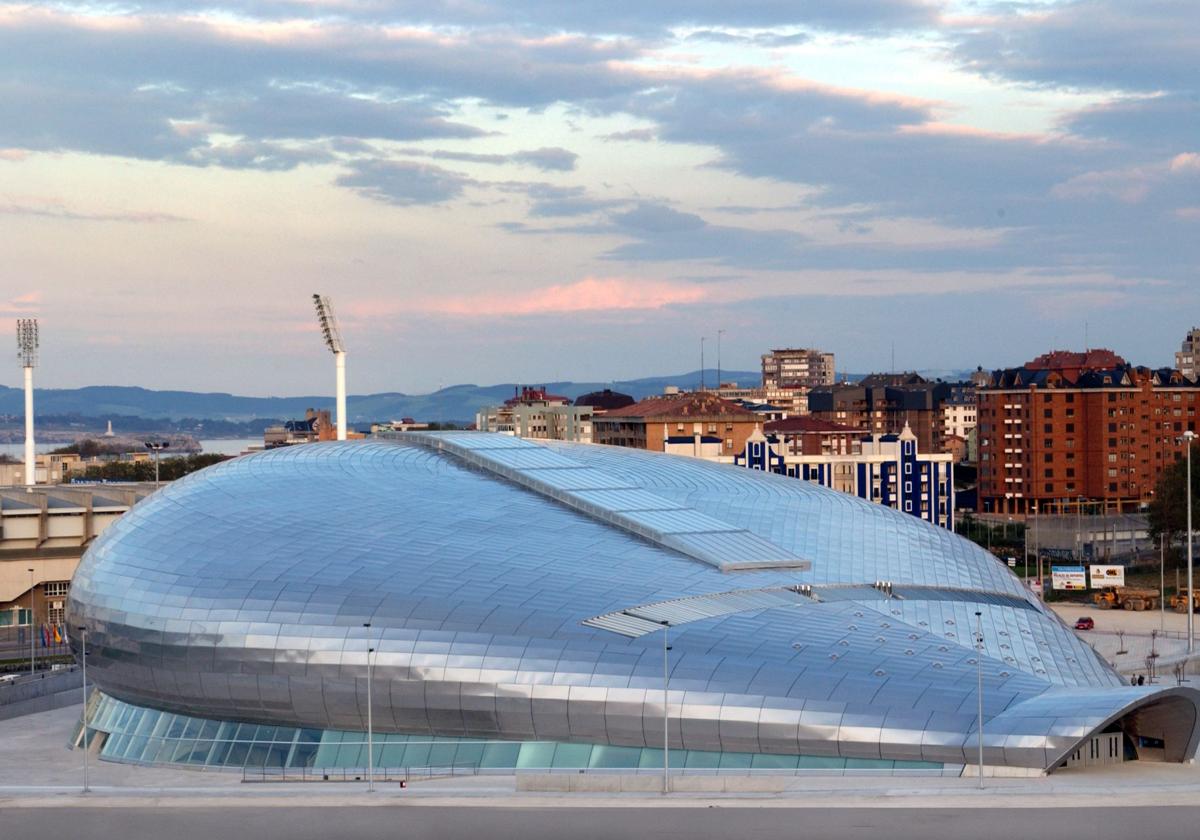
[3,806,1199,840]
[4,705,1200,814]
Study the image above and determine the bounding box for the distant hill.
[0,370,759,426]
[0,366,979,427]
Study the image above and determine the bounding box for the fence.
[0,625,73,670]
[241,764,479,783]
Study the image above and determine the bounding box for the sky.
[1,1,1197,396]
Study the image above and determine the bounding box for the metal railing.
[241,764,479,783]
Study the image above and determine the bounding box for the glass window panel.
[717,751,753,770]
[587,745,641,769]
[123,735,150,761]
[479,742,522,769]
[400,741,431,768]
[184,740,213,766]
[289,742,320,768]
[516,742,556,769]
[751,754,799,770]
[453,742,485,768]
[206,739,235,767]
[684,750,721,769]
[151,739,177,764]
[427,742,458,768]
[550,743,591,769]
[225,741,251,767]
[334,740,364,767]
[245,743,271,767]
[796,755,845,769]
[378,741,407,768]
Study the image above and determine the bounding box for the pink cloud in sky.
[414,276,707,317]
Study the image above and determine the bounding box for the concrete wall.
[0,668,83,721]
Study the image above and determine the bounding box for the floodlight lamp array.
[312,294,344,354]
[16,318,38,368]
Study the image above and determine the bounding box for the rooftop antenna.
[312,295,347,441]
[16,319,38,486]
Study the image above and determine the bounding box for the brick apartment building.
[592,390,763,458]
[762,416,864,456]
[977,349,1199,515]
[807,373,955,455]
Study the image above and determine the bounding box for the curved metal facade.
[67,434,1200,771]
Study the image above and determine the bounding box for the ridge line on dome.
[385,431,811,573]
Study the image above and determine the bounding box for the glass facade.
[88,693,940,773]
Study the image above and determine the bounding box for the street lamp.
[79,625,89,793]
[144,441,169,487]
[1182,430,1196,654]
[716,329,726,390]
[28,568,35,676]
[974,610,984,789]
[658,620,672,795]
[364,622,374,793]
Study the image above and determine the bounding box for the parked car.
[1074,616,1095,631]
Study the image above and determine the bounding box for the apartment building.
[475,387,594,442]
[760,348,836,390]
[807,373,955,454]
[977,349,1199,515]
[1177,327,1200,381]
[736,423,955,528]
[592,391,762,457]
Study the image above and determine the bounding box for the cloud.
[511,147,578,171]
[335,160,476,205]
[951,1,1197,94]
[0,199,190,223]
[415,276,707,316]
[1,291,41,316]
[103,1,941,36]
[599,128,657,142]
[398,146,578,172]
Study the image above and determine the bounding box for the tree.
[1148,442,1200,544]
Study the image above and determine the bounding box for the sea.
[0,438,262,459]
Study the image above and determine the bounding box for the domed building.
[68,434,1199,774]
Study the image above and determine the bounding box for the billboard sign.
[1089,565,1126,588]
[1052,566,1087,591]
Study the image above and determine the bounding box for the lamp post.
[1183,431,1195,654]
[79,625,89,793]
[144,441,169,487]
[363,622,374,793]
[716,329,726,391]
[28,568,35,675]
[699,337,707,392]
[975,610,984,789]
[659,620,671,795]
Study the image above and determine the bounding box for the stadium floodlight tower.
[312,294,347,441]
[16,319,38,486]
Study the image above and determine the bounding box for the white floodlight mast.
[312,295,347,441]
[16,319,38,486]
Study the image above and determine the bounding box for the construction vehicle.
[1170,589,1200,613]
[1091,587,1160,611]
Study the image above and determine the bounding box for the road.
[2,805,1197,840]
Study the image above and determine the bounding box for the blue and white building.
[736,423,955,529]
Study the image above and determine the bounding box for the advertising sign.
[1052,566,1087,591]
[1089,565,1126,588]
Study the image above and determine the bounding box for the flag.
[53,625,62,644]
[41,624,49,648]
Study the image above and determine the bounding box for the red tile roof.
[600,391,760,420]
